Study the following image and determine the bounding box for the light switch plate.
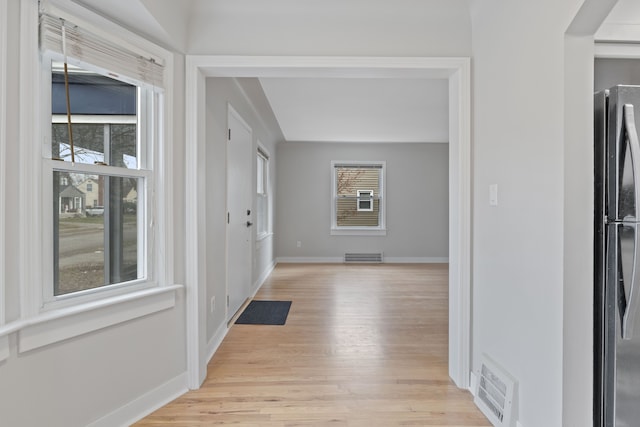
[489,184,498,206]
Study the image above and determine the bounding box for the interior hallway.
[135,264,490,426]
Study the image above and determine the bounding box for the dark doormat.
[235,300,292,325]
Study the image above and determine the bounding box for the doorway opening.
[185,56,471,390]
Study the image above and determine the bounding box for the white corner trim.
[0,0,7,329]
[469,370,478,396]
[0,335,8,363]
[206,322,230,364]
[448,58,471,389]
[87,372,188,427]
[18,285,181,353]
[19,0,41,320]
[384,257,449,263]
[185,55,208,390]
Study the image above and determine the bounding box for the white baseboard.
[276,257,448,264]
[384,257,449,263]
[206,321,229,364]
[277,257,343,263]
[87,372,188,427]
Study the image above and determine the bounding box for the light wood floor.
[135,263,490,426]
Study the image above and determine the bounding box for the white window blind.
[40,13,164,89]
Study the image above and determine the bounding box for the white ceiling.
[259,78,449,143]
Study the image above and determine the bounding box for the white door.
[226,106,253,321]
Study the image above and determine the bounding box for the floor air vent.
[474,353,517,427]
[344,253,383,263]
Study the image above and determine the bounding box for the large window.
[40,13,163,305]
[256,147,269,239]
[331,161,386,235]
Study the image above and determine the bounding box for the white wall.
[275,142,448,261]
[0,1,188,425]
[563,33,596,427]
[186,0,472,56]
[205,77,280,345]
[469,1,592,426]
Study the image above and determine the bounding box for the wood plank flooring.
[135,263,490,426]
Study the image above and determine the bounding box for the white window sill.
[0,284,183,354]
[331,228,387,236]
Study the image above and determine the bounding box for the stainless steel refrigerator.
[595,85,640,427]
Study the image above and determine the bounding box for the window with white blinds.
[39,11,164,306]
[40,13,164,89]
[331,162,386,234]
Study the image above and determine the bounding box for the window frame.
[40,51,157,309]
[256,143,271,241]
[331,160,386,236]
[12,1,178,346]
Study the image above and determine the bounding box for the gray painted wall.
[275,142,448,260]
[595,58,640,91]
[205,77,280,344]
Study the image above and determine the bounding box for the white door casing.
[226,105,253,321]
[185,56,471,390]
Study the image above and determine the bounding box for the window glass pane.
[257,155,265,194]
[336,166,380,226]
[110,124,138,168]
[358,199,372,210]
[52,123,106,164]
[51,62,138,168]
[257,194,267,236]
[54,171,140,296]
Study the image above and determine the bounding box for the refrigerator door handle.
[621,104,640,340]
[623,223,640,340]
[623,104,640,221]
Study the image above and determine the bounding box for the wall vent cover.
[474,353,517,427]
[344,253,383,263]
